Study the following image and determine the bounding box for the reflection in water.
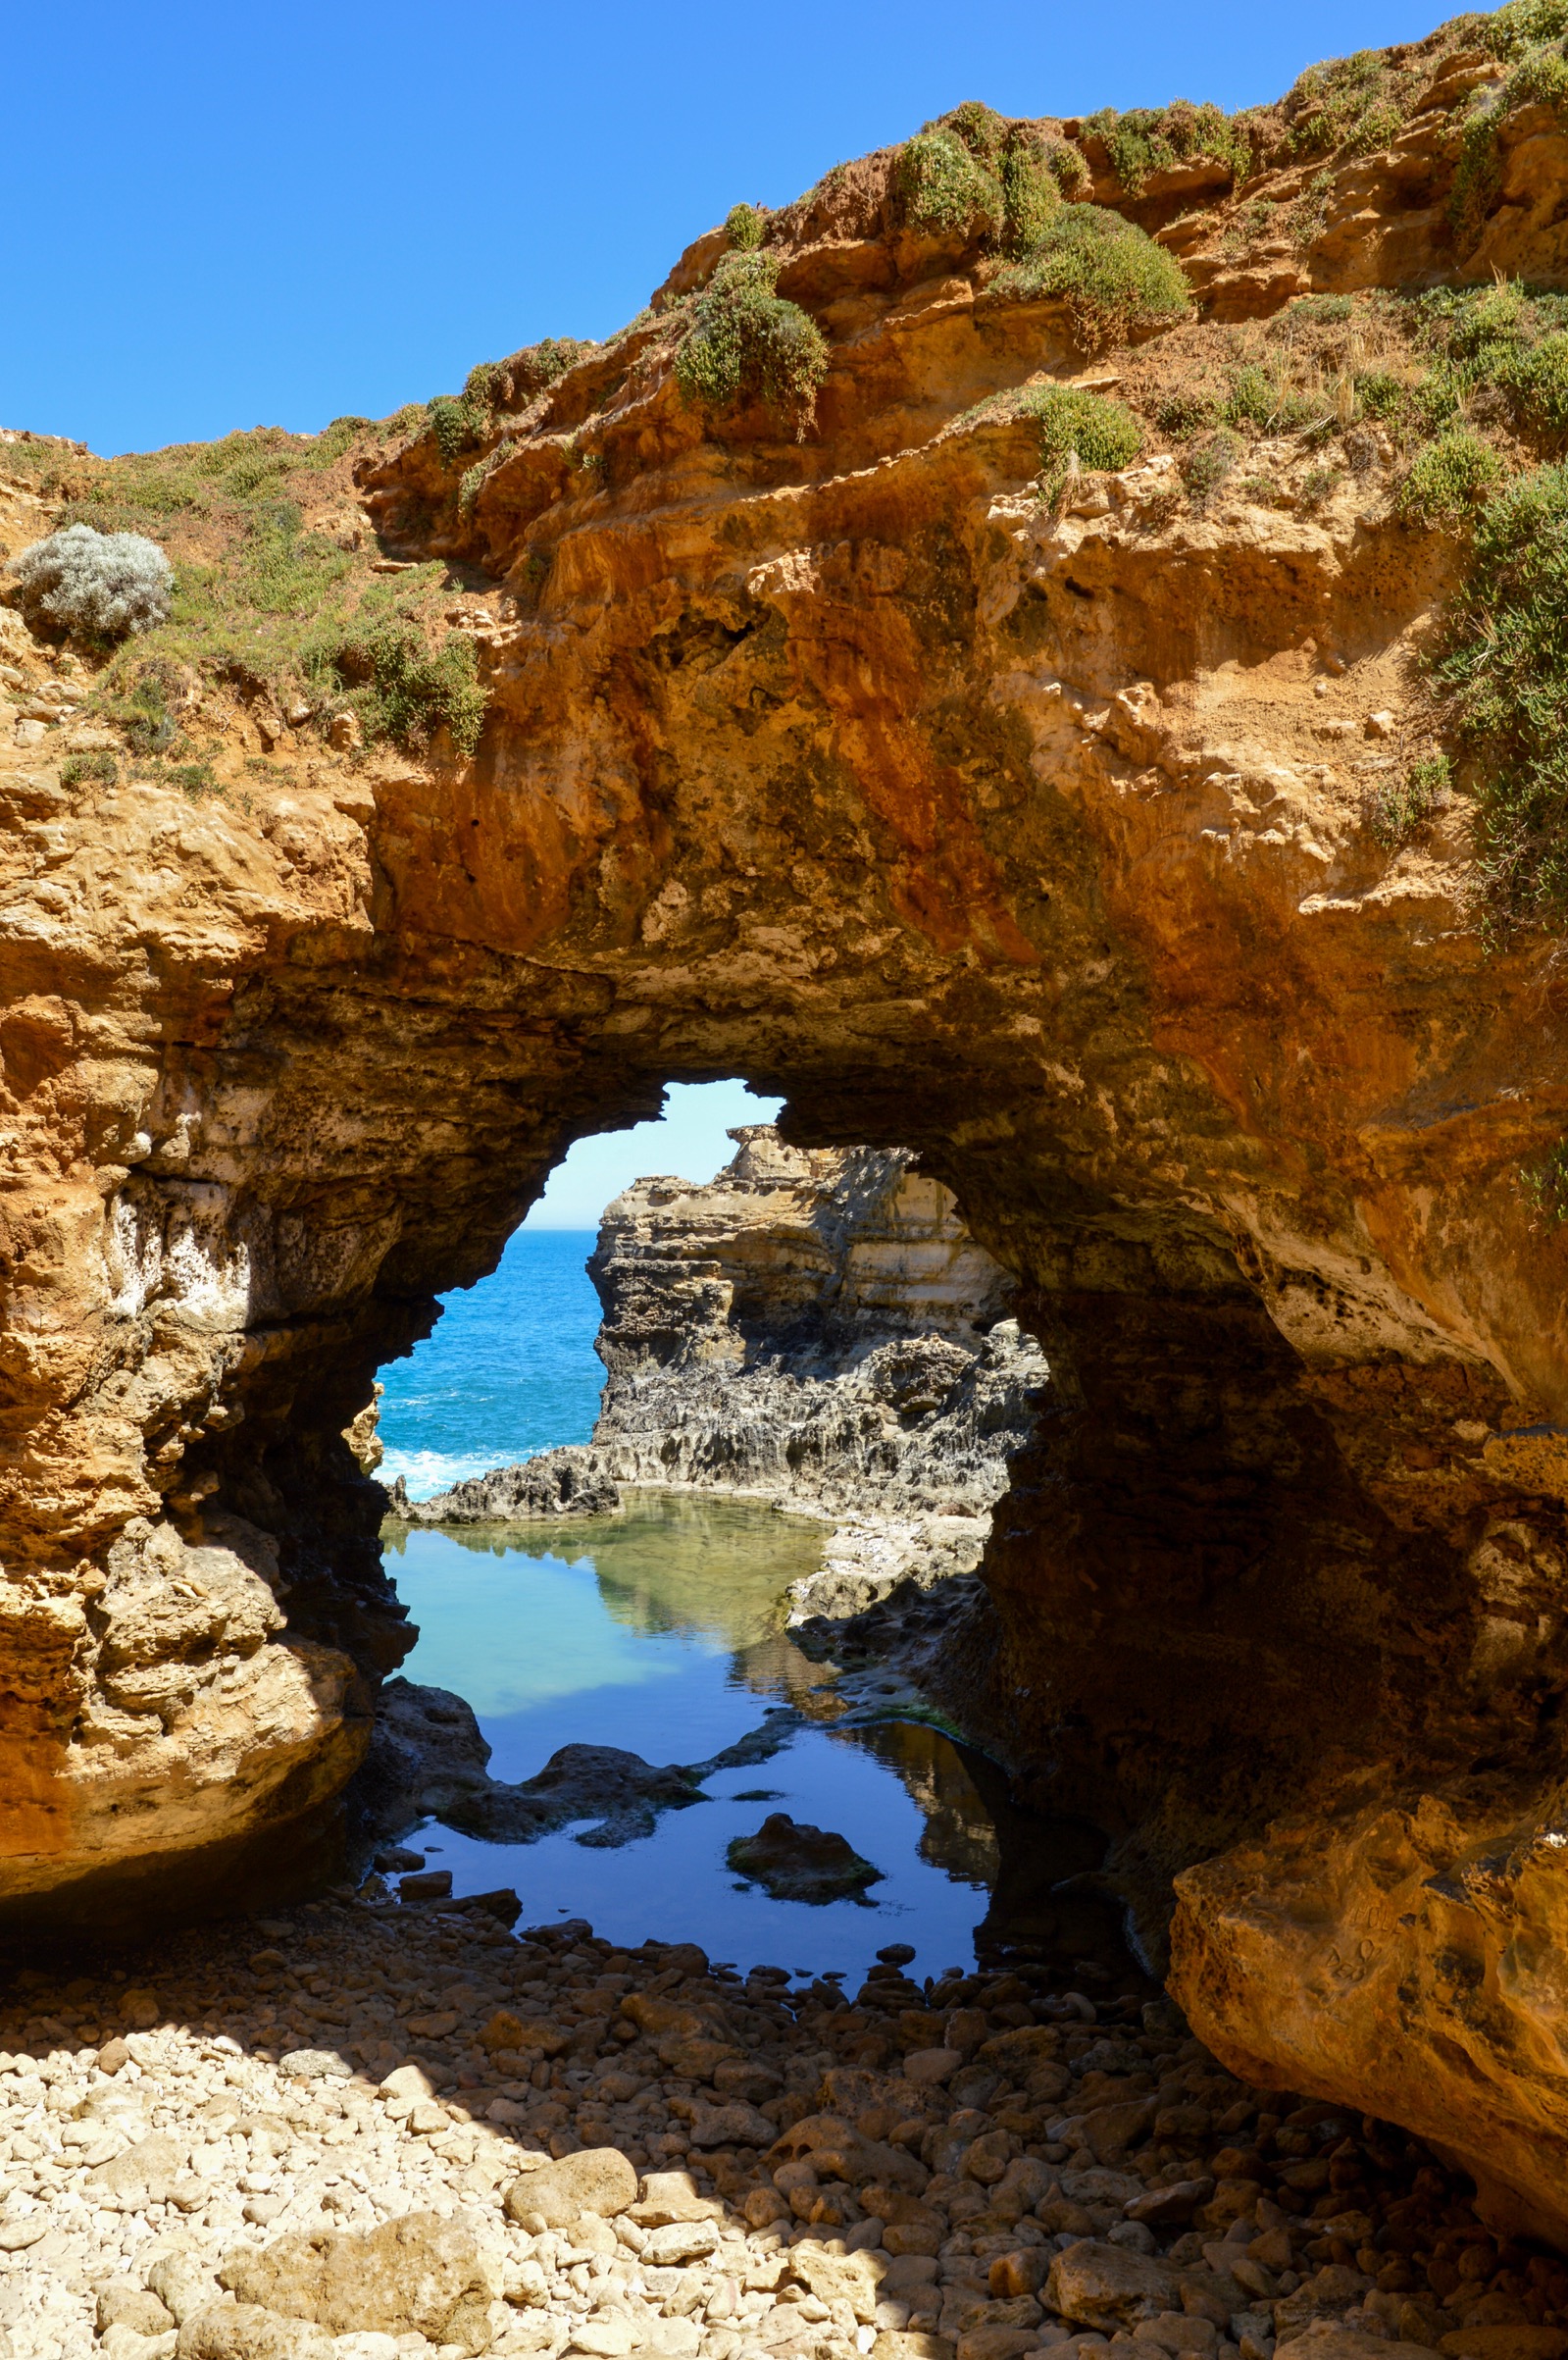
[386,1490,1143,1985]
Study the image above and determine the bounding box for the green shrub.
[61,747,118,789]
[1499,329,1568,432]
[997,142,1062,257]
[1483,0,1568,58]
[307,417,372,469]
[1182,428,1242,502]
[1286,49,1409,159]
[1452,44,1568,252]
[339,626,486,758]
[1046,140,1088,195]
[941,101,1008,161]
[1289,293,1354,324]
[1355,369,1407,420]
[894,129,1004,237]
[993,204,1189,349]
[1431,461,1568,918]
[1370,751,1451,847]
[1522,1140,1568,1223]
[726,203,766,250]
[674,249,829,433]
[1157,389,1222,439]
[1082,100,1250,197]
[1300,463,1342,508]
[1021,385,1143,497]
[1398,429,1506,525]
[428,393,483,468]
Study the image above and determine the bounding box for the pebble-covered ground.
[1,1889,1561,2360]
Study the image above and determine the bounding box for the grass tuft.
[1370,752,1451,847]
[61,748,118,790]
[992,204,1189,350]
[1522,1140,1568,1225]
[674,250,829,435]
[1181,427,1243,503]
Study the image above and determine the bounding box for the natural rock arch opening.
[12,37,1568,2233]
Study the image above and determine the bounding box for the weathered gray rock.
[585,1128,1046,1527]
[386,1442,619,1523]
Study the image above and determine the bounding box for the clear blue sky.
[524,1080,783,1227]
[5,0,1442,457]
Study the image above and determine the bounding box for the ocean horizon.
[377,1228,604,1498]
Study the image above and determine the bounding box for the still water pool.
[382,1492,1119,1984]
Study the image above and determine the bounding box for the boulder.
[177,2302,333,2358]
[727,1812,883,1902]
[1045,2241,1181,2331]
[1441,2337,1568,2360]
[687,2100,778,2149]
[1279,2338,1442,2360]
[504,2146,639,2227]
[87,2132,186,2208]
[218,2211,496,2345]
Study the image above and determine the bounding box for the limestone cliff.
[585,1125,1044,1524]
[11,4,1568,2235]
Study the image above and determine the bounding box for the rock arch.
[9,53,1568,2231]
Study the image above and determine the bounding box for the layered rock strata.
[9,3,1568,2236]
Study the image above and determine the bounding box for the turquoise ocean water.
[378,1231,604,1501]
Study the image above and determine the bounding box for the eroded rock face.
[9,11,1568,2233]
[585,1125,1046,1527]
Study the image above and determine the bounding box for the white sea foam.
[379,1447,506,1501]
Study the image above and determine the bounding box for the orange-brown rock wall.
[12,8,1568,2232]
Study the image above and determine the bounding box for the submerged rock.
[727,1810,884,1902]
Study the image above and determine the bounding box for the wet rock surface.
[725,1818,884,1906]
[1,1903,1559,2360]
[355,1679,806,1856]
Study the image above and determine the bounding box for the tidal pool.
[382,1491,1133,1987]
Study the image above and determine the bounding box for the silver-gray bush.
[10,524,174,641]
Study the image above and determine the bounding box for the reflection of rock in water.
[383,1491,826,1658]
[844,1718,1153,1991]
[961,1744,1155,1990]
[846,1721,998,1890]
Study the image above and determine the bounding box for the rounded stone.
[505,2144,639,2227]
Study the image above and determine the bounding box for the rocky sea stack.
[9,0,1568,2261]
